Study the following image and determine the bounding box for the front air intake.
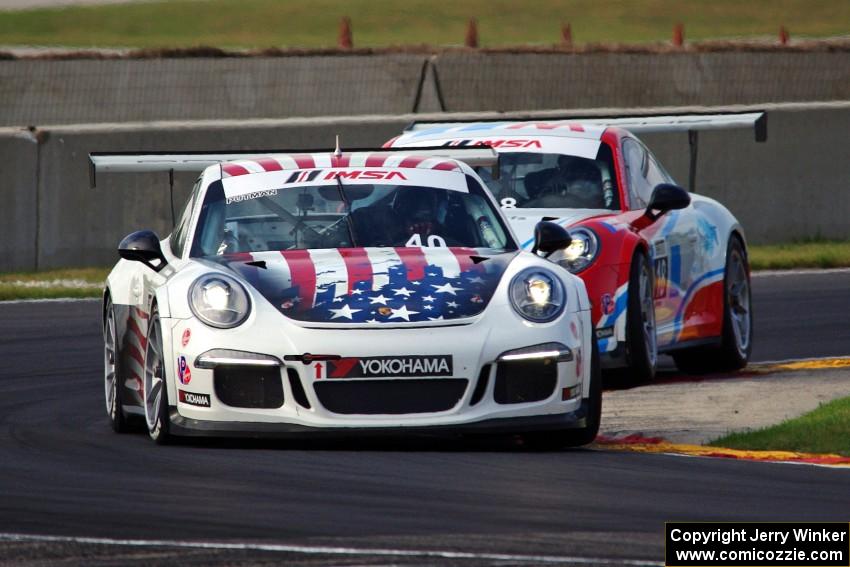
[493,359,557,404]
[213,366,284,409]
[314,379,468,414]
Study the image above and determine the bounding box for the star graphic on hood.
[329,304,361,320]
[389,305,419,321]
[392,287,414,297]
[369,294,390,305]
[432,282,462,295]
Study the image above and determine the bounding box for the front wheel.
[143,305,172,444]
[625,250,657,382]
[673,236,752,373]
[104,298,129,433]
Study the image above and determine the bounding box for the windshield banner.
[222,167,469,200]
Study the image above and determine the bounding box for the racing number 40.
[405,233,447,248]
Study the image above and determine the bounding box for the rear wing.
[406,111,766,141]
[405,111,766,192]
[88,146,500,188]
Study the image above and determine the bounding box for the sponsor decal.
[284,169,322,184]
[323,170,408,181]
[178,390,210,407]
[225,188,277,204]
[601,293,615,315]
[177,355,192,385]
[595,327,615,339]
[441,139,543,149]
[181,328,191,347]
[654,257,669,299]
[325,355,453,379]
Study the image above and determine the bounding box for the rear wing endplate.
[88,146,500,188]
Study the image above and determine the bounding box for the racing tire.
[522,331,601,450]
[143,304,172,444]
[104,297,129,433]
[625,250,657,383]
[672,236,752,374]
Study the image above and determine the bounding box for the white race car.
[93,149,599,447]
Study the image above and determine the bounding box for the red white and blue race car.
[91,148,599,446]
[387,113,763,380]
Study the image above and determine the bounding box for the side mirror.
[646,183,690,220]
[118,230,167,272]
[531,221,571,259]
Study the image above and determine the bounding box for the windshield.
[190,174,515,257]
[475,145,620,210]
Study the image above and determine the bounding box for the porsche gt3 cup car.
[94,149,599,446]
[387,113,761,381]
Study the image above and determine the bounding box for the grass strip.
[0,267,108,300]
[0,0,848,49]
[749,240,850,271]
[712,397,850,457]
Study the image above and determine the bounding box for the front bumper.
[167,398,591,438]
[162,308,592,435]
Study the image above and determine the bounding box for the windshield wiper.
[335,175,358,246]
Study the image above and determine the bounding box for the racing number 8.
[500,197,517,209]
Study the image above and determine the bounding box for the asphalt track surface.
[0,270,848,566]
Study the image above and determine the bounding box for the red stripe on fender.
[133,307,149,320]
[331,155,350,168]
[431,161,459,171]
[127,316,148,350]
[365,154,387,167]
[569,123,585,132]
[339,248,373,294]
[398,155,426,168]
[222,163,251,177]
[292,155,316,169]
[255,158,283,172]
[281,250,316,309]
[127,343,145,368]
[394,247,428,281]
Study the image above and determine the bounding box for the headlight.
[509,268,566,323]
[189,273,251,329]
[558,227,599,273]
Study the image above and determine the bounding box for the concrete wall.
[641,106,850,245]
[1,55,427,125]
[3,103,850,271]
[0,129,39,272]
[3,51,850,126]
[433,52,850,111]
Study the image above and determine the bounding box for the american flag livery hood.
[210,247,517,324]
